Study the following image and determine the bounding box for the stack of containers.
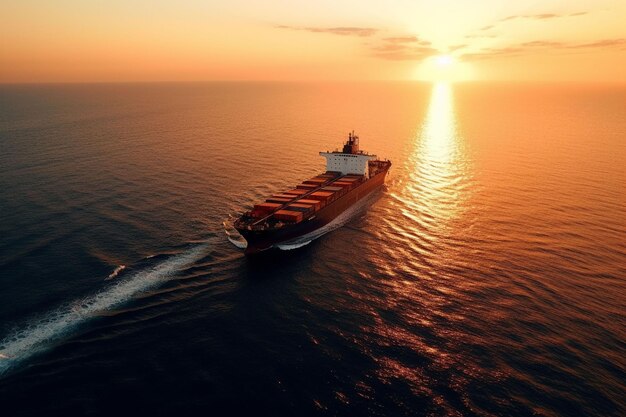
[303,177,327,186]
[285,203,314,216]
[296,183,318,190]
[266,193,296,204]
[298,199,322,211]
[332,181,353,189]
[341,176,362,187]
[251,202,282,218]
[266,197,292,204]
[309,191,334,205]
[284,189,308,197]
[272,193,297,200]
[321,185,345,198]
[273,210,303,223]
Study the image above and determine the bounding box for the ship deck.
[235,171,366,231]
[235,158,391,233]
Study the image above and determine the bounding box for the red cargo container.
[290,203,314,209]
[322,186,343,192]
[272,193,296,200]
[296,183,318,190]
[254,202,281,211]
[266,197,292,204]
[284,189,308,196]
[298,199,322,210]
[332,181,353,188]
[286,203,314,214]
[309,191,334,202]
[303,178,327,185]
[250,202,282,218]
[273,210,303,223]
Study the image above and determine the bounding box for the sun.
[414,54,474,82]
[435,55,454,67]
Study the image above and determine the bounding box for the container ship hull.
[234,132,391,255]
[237,167,389,254]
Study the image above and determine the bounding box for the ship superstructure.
[234,132,391,254]
[319,132,375,175]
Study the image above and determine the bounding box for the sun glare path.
[401,82,471,233]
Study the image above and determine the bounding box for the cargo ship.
[234,132,391,254]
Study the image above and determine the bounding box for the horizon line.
[1,79,625,86]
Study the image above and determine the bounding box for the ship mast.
[343,131,359,154]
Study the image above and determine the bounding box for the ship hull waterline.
[236,168,389,255]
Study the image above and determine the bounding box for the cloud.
[372,46,438,61]
[383,36,419,43]
[566,38,626,49]
[520,38,626,50]
[461,47,524,61]
[499,12,587,22]
[448,44,468,52]
[521,40,564,48]
[461,38,626,61]
[525,13,558,20]
[371,43,409,52]
[277,25,438,62]
[369,34,470,61]
[382,36,432,46]
[471,11,590,34]
[368,34,437,60]
[277,25,378,37]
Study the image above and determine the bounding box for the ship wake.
[0,243,209,376]
[223,215,248,249]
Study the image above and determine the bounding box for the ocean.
[0,82,624,416]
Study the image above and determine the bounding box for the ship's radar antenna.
[342,130,360,153]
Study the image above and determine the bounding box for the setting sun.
[435,55,454,67]
[415,55,474,83]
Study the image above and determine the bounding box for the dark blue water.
[0,82,624,416]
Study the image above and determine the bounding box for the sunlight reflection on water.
[401,82,472,236]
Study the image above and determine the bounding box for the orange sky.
[1,0,625,83]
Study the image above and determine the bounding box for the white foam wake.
[106,264,126,280]
[223,217,248,249]
[276,240,312,250]
[227,236,248,249]
[0,244,208,376]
